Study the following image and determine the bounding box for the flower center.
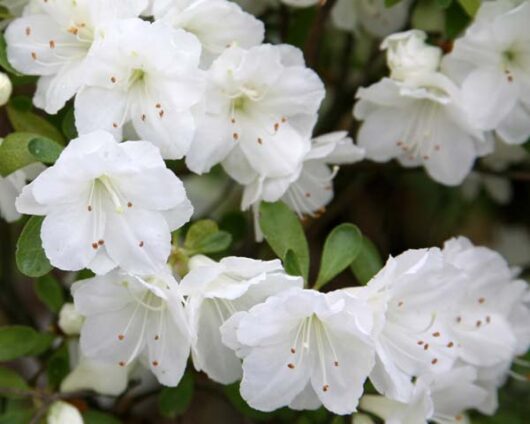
[129,68,146,88]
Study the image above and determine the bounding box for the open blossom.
[153,0,264,65]
[331,0,411,38]
[180,255,302,384]
[241,131,365,217]
[185,44,325,180]
[442,0,530,145]
[72,269,190,386]
[349,248,465,402]
[354,73,491,186]
[15,131,192,274]
[5,0,146,114]
[74,19,204,159]
[222,287,375,415]
[360,366,487,424]
[0,163,43,223]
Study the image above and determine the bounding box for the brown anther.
[486,316,491,323]
[290,348,296,354]
[281,117,287,123]
[154,335,160,341]
[325,185,332,191]
[127,202,133,208]
[118,334,124,341]
[431,358,438,365]
[87,205,92,212]
[25,27,31,36]
[112,122,118,128]
[398,301,404,307]
[257,138,263,144]
[305,192,311,198]
[155,103,161,108]
[418,340,424,345]
[68,27,79,35]
[456,316,462,323]
[322,385,329,392]
[476,320,482,328]
[447,342,454,348]
[456,416,463,422]
[159,110,165,118]
[49,40,55,49]
[91,242,98,250]
[274,123,279,132]
[119,361,125,367]
[233,133,239,141]
[423,155,430,160]
[287,363,295,369]
[478,297,485,304]
[139,241,144,248]
[396,140,403,146]
[31,52,37,60]
[152,361,159,367]
[432,332,440,337]
[98,240,104,246]
[424,343,429,351]
[111,76,117,83]
[231,118,236,124]
[334,361,339,367]
[141,114,146,121]
[434,145,441,151]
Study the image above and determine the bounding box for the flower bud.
[0,72,12,106]
[381,30,441,82]
[58,303,84,336]
[47,401,83,424]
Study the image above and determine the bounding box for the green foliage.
[7,100,65,144]
[350,237,384,285]
[16,216,53,278]
[0,132,39,177]
[83,410,122,424]
[184,219,232,255]
[445,1,472,38]
[223,383,270,421]
[283,249,303,277]
[315,224,363,289]
[385,0,404,7]
[35,274,65,313]
[458,0,480,16]
[0,367,29,398]
[28,137,64,164]
[158,373,194,418]
[47,344,70,389]
[259,202,310,281]
[61,107,78,140]
[0,326,53,361]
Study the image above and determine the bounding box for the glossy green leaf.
[351,237,384,285]
[385,0,404,6]
[259,202,310,281]
[35,274,64,314]
[16,216,53,278]
[0,132,38,177]
[158,373,194,418]
[184,219,232,254]
[0,367,29,399]
[47,344,70,389]
[61,107,78,140]
[283,249,302,277]
[315,224,362,289]
[457,0,480,16]
[7,102,64,144]
[0,326,50,361]
[28,137,64,164]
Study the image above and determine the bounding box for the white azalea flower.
[350,248,465,402]
[360,366,486,424]
[47,401,83,424]
[153,0,264,65]
[381,30,442,82]
[354,73,491,186]
[180,254,303,384]
[331,0,411,38]
[441,237,528,365]
[221,287,375,415]
[185,44,325,181]
[74,19,204,160]
[5,0,147,114]
[442,0,530,145]
[72,269,190,387]
[15,131,193,274]
[0,163,43,223]
[241,131,365,216]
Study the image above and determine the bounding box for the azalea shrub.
[0,0,529,423]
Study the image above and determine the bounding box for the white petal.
[496,101,530,145]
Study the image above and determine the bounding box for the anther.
[31,52,37,60]
[139,241,144,248]
[478,297,485,304]
[111,76,117,83]
[398,301,404,307]
[431,358,438,365]
[274,123,279,132]
[118,334,124,341]
[25,27,31,36]
[49,40,55,49]
[447,342,454,348]
[119,361,125,367]
[154,335,160,341]
[334,361,339,367]
[112,122,118,128]
[127,202,133,208]
[87,205,92,212]
[305,192,311,198]
[159,110,164,118]
[424,343,429,351]
[98,240,104,246]
[287,363,295,369]
[456,316,462,323]
[91,242,98,250]
[152,361,159,367]
[486,316,491,323]
[418,340,424,345]
[141,114,146,121]
[155,103,161,108]
[257,138,263,144]
[233,133,239,141]
[322,385,329,392]
[432,332,440,337]
[476,320,482,328]
[281,117,287,123]
[290,348,296,354]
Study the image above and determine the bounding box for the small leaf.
[28,332,54,356]
[0,326,43,361]
[193,231,232,254]
[0,367,29,399]
[7,101,64,144]
[315,224,362,289]
[0,34,21,76]
[283,249,302,277]
[158,373,194,418]
[35,275,64,313]
[185,220,232,254]
[47,344,70,389]
[0,132,39,177]
[28,137,64,164]
[437,0,453,8]
[16,216,53,278]
[259,202,310,281]
[351,237,384,285]
[384,0,404,7]
[61,107,78,140]
[457,0,480,16]
[184,220,219,249]
[83,410,122,424]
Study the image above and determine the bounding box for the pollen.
[91,242,98,250]
[432,332,440,337]
[447,342,454,348]
[287,363,295,369]
[31,52,37,60]
[98,240,104,246]
[127,202,133,208]
[111,76,117,83]
[152,361,159,367]
[290,348,296,354]
[322,385,329,392]
[119,361,126,367]
[233,133,239,141]
[118,334,124,341]
[431,358,438,365]
[49,40,56,49]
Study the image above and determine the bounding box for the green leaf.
[61,107,78,140]
[445,1,471,38]
[47,344,70,389]
[184,220,232,254]
[315,224,363,289]
[457,0,480,16]
[83,410,122,424]
[0,33,21,76]
[16,216,53,278]
[35,275,64,314]
[28,332,54,356]
[28,137,64,164]
[158,373,194,418]
[259,202,310,281]
[283,249,303,277]
[0,132,39,177]
[0,409,34,424]
[7,101,65,144]
[0,326,50,361]
[436,0,453,8]
[351,237,384,285]
[0,367,29,399]
[384,0,404,7]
